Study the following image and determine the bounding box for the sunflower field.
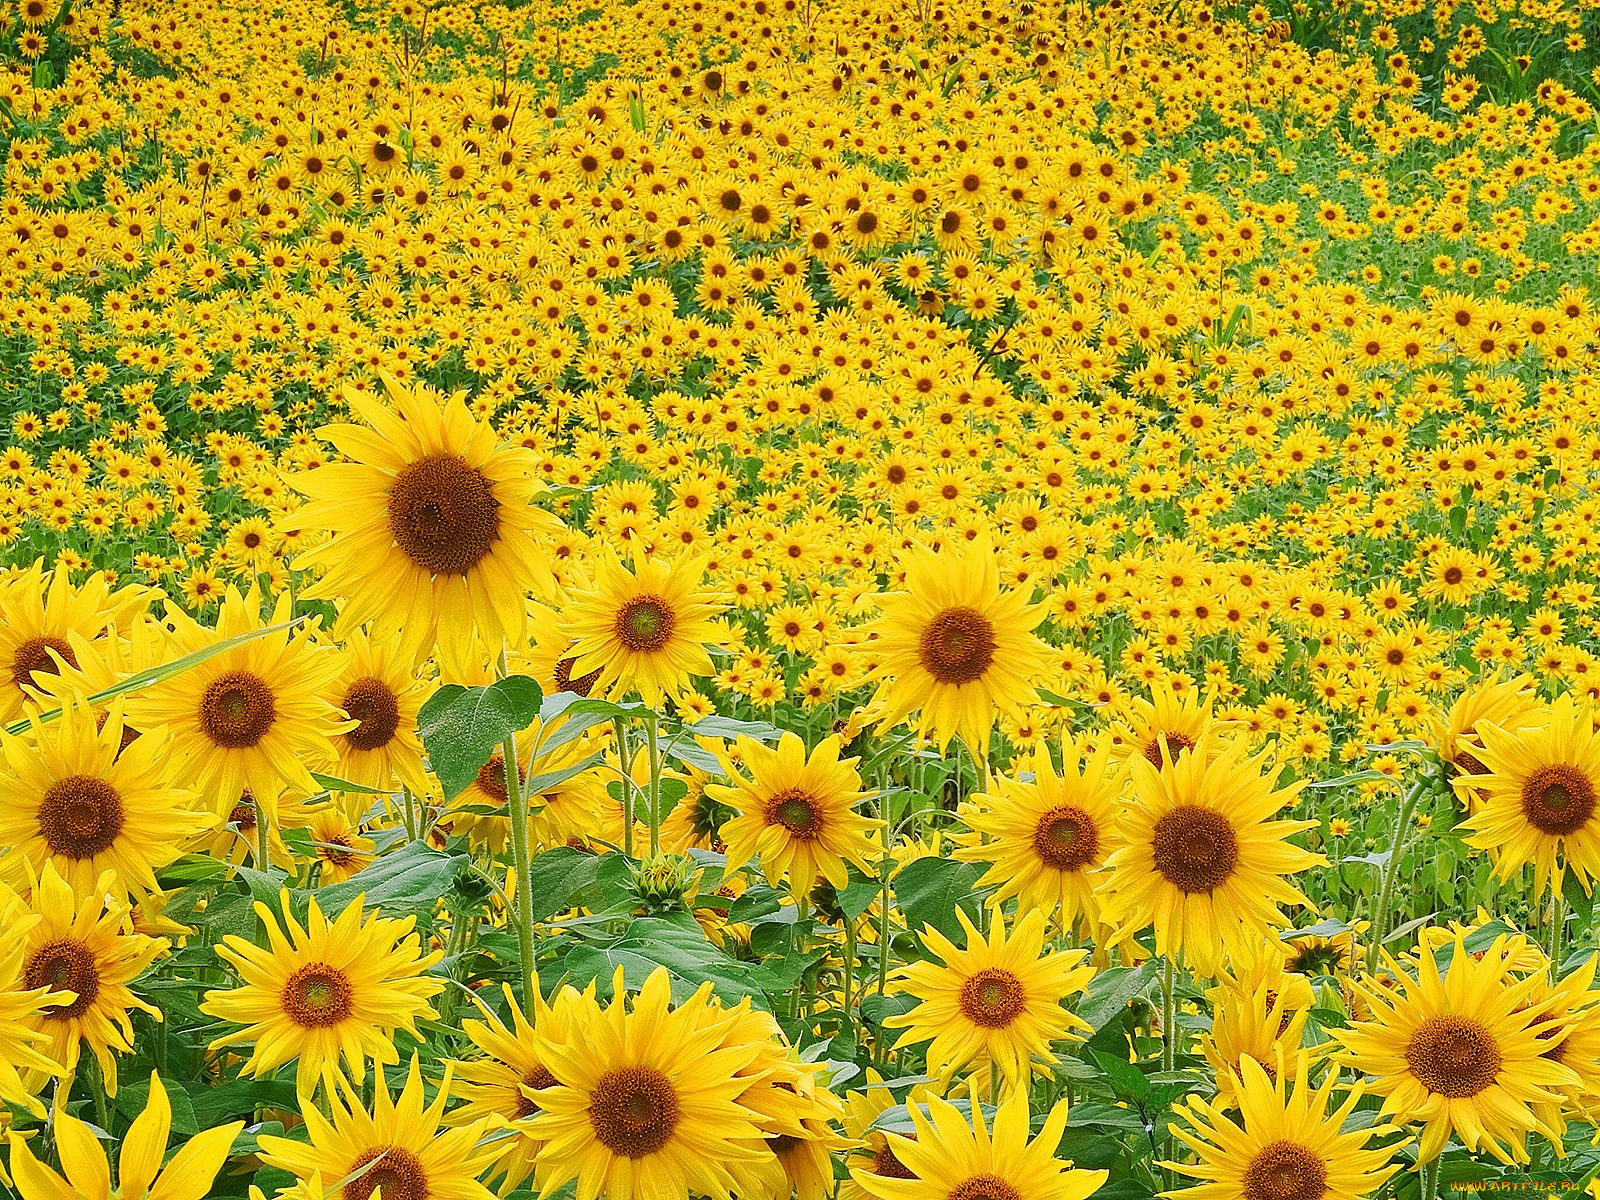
[3,0,1600,1195]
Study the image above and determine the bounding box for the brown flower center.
[1519,764,1596,836]
[476,753,512,803]
[387,454,501,577]
[1032,804,1099,871]
[553,653,603,697]
[281,963,355,1028]
[344,1146,428,1200]
[588,1066,680,1158]
[1151,805,1239,894]
[11,635,77,689]
[1142,729,1195,768]
[1405,1015,1502,1097]
[1242,1140,1328,1200]
[514,1064,557,1119]
[957,967,1026,1028]
[38,775,124,858]
[24,939,99,1020]
[614,596,677,653]
[342,676,402,751]
[918,606,997,685]
[765,788,823,840]
[199,670,277,748]
[949,1175,1023,1200]
[870,1138,918,1179]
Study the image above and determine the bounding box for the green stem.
[613,718,634,857]
[646,715,661,858]
[1545,884,1565,977]
[1419,1154,1440,1200]
[254,793,271,869]
[842,914,856,1032]
[502,730,537,1009]
[1161,955,1178,1186]
[1365,777,1429,976]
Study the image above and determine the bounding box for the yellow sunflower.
[1333,932,1577,1165]
[1522,955,1600,1152]
[287,374,564,673]
[1164,1052,1403,1200]
[1461,693,1600,894]
[201,890,444,1096]
[1199,962,1316,1109]
[325,628,431,795]
[526,967,773,1200]
[1110,683,1233,769]
[858,534,1050,757]
[124,587,348,822]
[709,732,880,898]
[851,1090,1105,1200]
[562,549,726,707]
[258,1056,500,1200]
[0,560,151,725]
[954,736,1121,934]
[305,797,376,884]
[15,863,166,1098]
[1435,672,1546,789]
[887,906,1094,1086]
[0,703,214,901]
[0,885,69,1117]
[1103,733,1323,974]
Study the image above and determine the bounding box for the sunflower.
[709,732,880,897]
[525,599,605,699]
[16,863,166,1098]
[325,628,430,796]
[287,374,565,673]
[124,587,348,822]
[1521,955,1600,1152]
[858,535,1050,756]
[1333,932,1577,1165]
[851,1090,1105,1200]
[0,703,214,901]
[1164,1052,1403,1200]
[0,559,151,724]
[1460,693,1600,894]
[258,1056,500,1200]
[562,549,726,707]
[840,1069,942,1200]
[438,716,608,854]
[526,967,773,1200]
[954,736,1120,934]
[887,906,1094,1086]
[5,1070,243,1200]
[201,890,444,1096]
[1434,672,1546,787]
[305,798,376,884]
[0,886,69,1117]
[1199,965,1316,1108]
[1102,733,1323,975]
[1110,684,1233,769]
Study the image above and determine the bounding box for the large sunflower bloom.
[858,535,1050,757]
[124,587,347,821]
[1461,693,1600,894]
[324,628,431,795]
[1333,932,1578,1165]
[287,375,564,672]
[887,906,1094,1086]
[562,550,726,708]
[0,885,69,1117]
[1163,1052,1403,1200]
[258,1056,499,1200]
[709,732,880,897]
[1102,733,1323,975]
[0,703,214,900]
[526,967,773,1200]
[201,891,444,1096]
[851,1090,1105,1200]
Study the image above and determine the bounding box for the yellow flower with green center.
[201,890,444,1097]
[709,731,880,897]
[886,906,1094,1086]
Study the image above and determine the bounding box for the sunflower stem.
[613,718,635,857]
[1160,954,1178,1184]
[502,729,537,1009]
[1364,776,1429,977]
[1419,1154,1440,1200]
[1545,883,1565,977]
[842,912,856,1033]
[254,793,271,869]
[646,714,662,857]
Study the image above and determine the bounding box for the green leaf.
[559,915,767,1009]
[189,1078,300,1127]
[314,840,469,919]
[418,676,544,801]
[310,771,392,796]
[116,1077,199,1135]
[526,846,605,923]
[680,714,784,743]
[1090,1049,1151,1100]
[893,856,986,941]
[1074,961,1159,1034]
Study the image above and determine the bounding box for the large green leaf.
[893,856,986,941]
[313,840,470,920]
[526,846,606,923]
[418,676,544,801]
[1075,961,1159,1035]
[559,915,768,1009]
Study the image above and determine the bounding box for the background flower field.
[1,0,1600,1196]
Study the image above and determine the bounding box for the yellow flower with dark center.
[1103,733,1323,975]
[1110,684,1233,770]
[851,1090,1104,1200]
[124,587,347,822]
[0,704,214,900]
[1435,673,1547,804]
[0,885,69,1117]
[6,1070,243,1200]
[1461,693,1600,895]
[15,863,166,1099]
[527,967,773,1200]
[325,628,430,796]
[287,375,565,672]
[954,736,1121,934]
[886,906,1094,1085]
[859,535,1050,757]
[709,732,879,897]
[563,550,726,707]
[201,890,444,1097]
[1199,964,1316,1108]
[305,798,375,884]
[1333,932,1578,1165]
[1164,1053,1402,1200]
[258,1057,500,1200]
